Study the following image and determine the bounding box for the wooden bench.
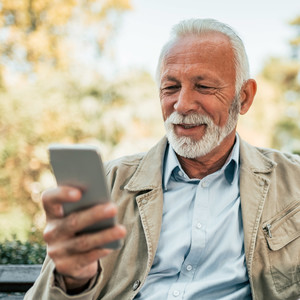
[0,265,41,299]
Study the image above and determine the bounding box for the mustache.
[165,112,213,126]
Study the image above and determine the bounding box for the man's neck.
[176,131,236,179]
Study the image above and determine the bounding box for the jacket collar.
[239,138,277,174]
[163,135,240,189]
[124,137,168,192]
[125,135,278,192]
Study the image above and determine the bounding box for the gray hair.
[156,18,250,95]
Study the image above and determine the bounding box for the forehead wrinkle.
[163,75,180,83]
[163,34,234,73]
[165,51,200,65]
[162,67,220,83]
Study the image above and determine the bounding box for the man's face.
[159,33,239,158]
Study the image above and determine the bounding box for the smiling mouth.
[173,123,207,137]
[176,123,204,129]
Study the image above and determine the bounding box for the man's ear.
[239,79,257,115]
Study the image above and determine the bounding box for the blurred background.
[0,0,299,247]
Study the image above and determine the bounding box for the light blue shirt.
[135,135,252,300]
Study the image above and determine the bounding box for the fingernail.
[58,205,64,217]
[119,225,127,234]
[68,189,80,199]
[103,203,116,213]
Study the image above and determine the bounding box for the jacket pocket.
[262,200,300,293]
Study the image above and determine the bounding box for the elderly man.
[26,19,300,300]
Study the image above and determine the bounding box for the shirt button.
[173,290,180,297]
[201,181,208,188]
[132,280,141,291]
[178,170,184,177]
[186,264,193,271]
[196,222,202,229]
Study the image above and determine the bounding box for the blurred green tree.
[0,0,132,84]
[0,67,161,242]
[0,0,135,242]
[261,15,300,153]
[0,70,142,241]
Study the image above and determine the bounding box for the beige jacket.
[25,137,300,300]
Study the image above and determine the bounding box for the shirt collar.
[163,134,240,190]
[223,134,240,184]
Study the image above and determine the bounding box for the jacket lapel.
[124,137,167,268]
[239,140,276,279]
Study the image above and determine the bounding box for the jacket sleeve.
[24,255,101,300]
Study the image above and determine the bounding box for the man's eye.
[196,84,211,89]
[160,85,180,94]
[164,85,180,90]
[195,84,215,94]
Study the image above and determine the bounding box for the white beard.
[164,96,240,159]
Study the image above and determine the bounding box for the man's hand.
[42,186,126,291]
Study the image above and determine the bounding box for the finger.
[43,203,119,242]
[42,187,81,219]
[62,203,118,235]
[47,224,126,257]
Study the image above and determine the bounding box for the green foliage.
[0,0,162,246]
[0,207,33,242]
[0,68,160,240]
[0,0,132,78]
[272,117,300,152]
[0,0,134,242]
[0,72,125,216]
[262,58,300,93]
[0,237,46,264]
[260,14,300,153]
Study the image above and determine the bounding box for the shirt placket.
[166,179,210,300]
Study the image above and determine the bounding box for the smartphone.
[48,144,120,249]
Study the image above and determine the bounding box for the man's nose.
[173,88,199,115]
